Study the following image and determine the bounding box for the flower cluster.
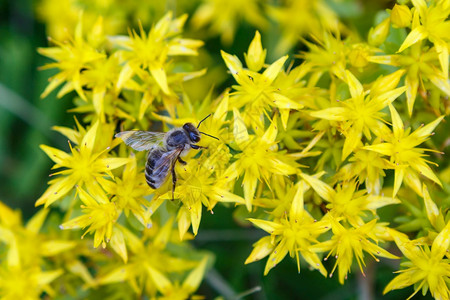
[29,12,212,299]
[6,0,449,299]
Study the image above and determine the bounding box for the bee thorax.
[165,129,189,150]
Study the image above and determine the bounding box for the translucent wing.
[146,147,184,189]
[152,147,184,178]
[115,131,166,151]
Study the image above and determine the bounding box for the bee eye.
[190,132,200,143]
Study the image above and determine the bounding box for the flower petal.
[409,115,444,143]
[245,31,266,72]
[221,50,243,82]
[40,240,77,256]
[309,107,346,121]
[388,104,404,138]
[182,257,209,292]
[434,38,449,79]
[233,108,250,148]
[110,226,127,263]
[248,218,282,233]
[40,145,71,166]
[245,236,274,264]
[289,183,305,221]
[147,265,172,293]
[393,166,405,197]
[35,269,64,286]
[431,221,450,258]
[405,74,419,116]
[363,143,392,156]
[150,65,170,95]
[422,184,439,228]
[262,55,288,84]
[25,208,49,234]
[300,173,335,202]
[342,126,362,161]
[346,70,364,99]
[398,25,428,53]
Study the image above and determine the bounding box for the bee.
[115,114,218,199]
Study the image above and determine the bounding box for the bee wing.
[115,131,166,151]
[152,147,184,178]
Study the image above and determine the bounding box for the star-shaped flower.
[364,104,444,197]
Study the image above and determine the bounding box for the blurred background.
[0,0,434,298]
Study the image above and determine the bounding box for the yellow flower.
[271,62,321,129]
[147,257,209,300]
[168,163,244,239]
[310,70,406,160]
[364,104,444,197]
[36,121,130,207]
[97,220,205,296]
[334,146,393,195]
[222,32,303,130]
[300,29,349,81]
[267,0,342,55]
[81,54,121,120]
[191,0,268,45]
[36,0,128,40]
[384,223,450,300]
[38,17,106,100]
[113,12,203,96]
[227,110,298,211]
[0,265,63,300]
[99,154,152,228]
[60,187,118,248]
[0,202,76,264]
[247,182,329,276]
[0,202,74,299]
[311,218,398,284]
[300,174,399,227]
[369,41,450,116]
[397,0,450,78]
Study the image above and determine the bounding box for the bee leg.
[190,144,208,150]
[177,157,187,165]
[171,163,177,201]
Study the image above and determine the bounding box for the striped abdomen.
[145,148,171,189]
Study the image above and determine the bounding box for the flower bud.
[245,31,267,72]
[390,4,412,28]
[368,17,390,47]
[348,43,370,68]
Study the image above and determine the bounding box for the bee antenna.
[200,131,219,140]
[197,114,212,128]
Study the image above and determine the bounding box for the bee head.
[183,123,201,143]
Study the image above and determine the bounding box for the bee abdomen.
[145,148,170,189]
[145,168,157,189]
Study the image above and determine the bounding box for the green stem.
[0,83,56,142]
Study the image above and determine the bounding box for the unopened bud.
[390,4,412,28]
[348,43,370,68]
[244,31,267,72]
[368,18,390,47]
